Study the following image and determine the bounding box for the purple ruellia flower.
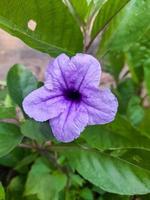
[23,53,118,142]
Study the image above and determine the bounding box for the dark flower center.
[64,89,82,102]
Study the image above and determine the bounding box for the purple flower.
[23,54,118,142]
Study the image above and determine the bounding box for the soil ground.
[0,29,50,81]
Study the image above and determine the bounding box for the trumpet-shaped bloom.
[23,54,118,142]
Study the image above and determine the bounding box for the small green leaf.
[80,188,93,200]
[0,183,5,200]
[14,153,38,172]
[25,158,67,200]
[69,0,106,23]
[0,87,8,103]
[21,120,54,144]
[144,59,150,97]
[0,147,25,168]
[0,123,23,157]
[70,174,84,187]
[0,106,16,119]
[7,64,38,107]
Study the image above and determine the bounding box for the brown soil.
[0,29,50,81]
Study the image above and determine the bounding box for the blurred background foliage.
[0,0,150,199]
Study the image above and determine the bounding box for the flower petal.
[45,54,76,90]
[45,53,101,91]
[49,103,88,142]
[23,86,67,122]
[82,87,118,125]
[70,53,101,90]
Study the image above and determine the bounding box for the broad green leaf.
[0,123,23,157]
[0,183,5,200]
[92,0,130,37]
[126,96,144,125]
[0,0,83,56]
[63,147,150,195]
[144,59,150,96]
[21,120,54,144]
[25,158,67,200]
[7,64,38,107]
[81,115,150,151]
[98,0,150,56]
[120,149,150,171]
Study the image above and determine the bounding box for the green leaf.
[80,188,93,200]
[70,174,84,187]
[144,59,150,97]
[64,147,150,195]
[0,106,16,119]
[0,0,83,56]
[0,147,25,168]
[21,120,54,144]
[117,78,138,114]
[66,0,90,23]
[82,114,150,151]
[98,0,150,56]
[69,0,106,23]
[101,52,124,80]
[126,96,144,126]
[138,109,150,139]
[0,123,23,157]
[102,193,129,200]
[7,64,38,107]
[14,153,38,172]
[0,86,8,104]
[25,158,67,200]
[92,0,130,38]
[120,149,150,171]
[7,176,24,200]
[126,29,150,83]
[141,194,150,200]
[0,183,5,200]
